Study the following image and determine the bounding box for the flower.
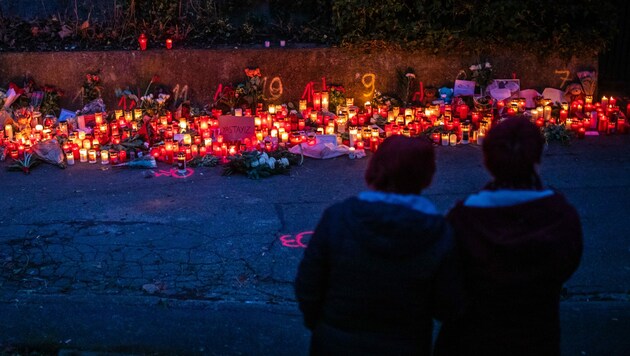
[268,157,276,170]
[405,73,416,79]
[279,157,290,167]
[469,60,493,89]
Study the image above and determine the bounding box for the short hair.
[483,116,545,188]
[365,135,436,194]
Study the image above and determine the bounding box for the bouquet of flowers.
[139,93,171,117]
[223,149,300,179]
[469,61,493,93]
[235,67,263,108]
[328,85,346,113]
[81,71,103,104]
[40,85,64,116]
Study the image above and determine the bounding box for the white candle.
[5,124,13,141]
[79,148,88,162]
[101,150,109,164]
[66,152,75,165]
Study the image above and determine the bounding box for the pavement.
[1,134,630,355]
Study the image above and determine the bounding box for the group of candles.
[1,93,628,166]
[527,95,627,138]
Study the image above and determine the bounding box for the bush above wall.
[0,0,618,57]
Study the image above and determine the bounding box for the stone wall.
[0,48,597,111]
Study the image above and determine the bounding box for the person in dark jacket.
[295,135,459,356]
[434,116,583,356]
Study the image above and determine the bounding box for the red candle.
[199,146,207,156]
[535,118,544,128]
[72,144,80,160]
[138,34,147,50]
[356,141,365,150]
[578,127,585,139]
[165,38,173,49]
[598,116,609,132]
[458,104,469,119]
[119,150,127,163]
[559,109,568,122]
[618,118,627,134]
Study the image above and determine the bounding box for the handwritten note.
[218,115,255,141]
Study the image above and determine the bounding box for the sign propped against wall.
[218,115,256,141]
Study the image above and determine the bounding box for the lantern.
[138,33,147,50]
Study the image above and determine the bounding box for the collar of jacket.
[358,191,439,215]
[464,189,554,207]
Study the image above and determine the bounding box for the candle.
[138,34,147,50]
[101,150,109,164]
[79,148,88,163]
[441,133,449,146]
[66,151,75,165]
[449,133,458,146]
[88,149,97,163]
[166,38,173,49]
[559,109,568,122]
[601,96,609,107]
[477,130,486,145]
[321,92,329,112]
[5,124,13,141]
[578,127,586,139]
[461,122,470,144]
[598,116,609,132]
[83,138,92,151]
[544,106,552,120]
[618,118,626,134]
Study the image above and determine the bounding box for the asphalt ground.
[1,134,630,355]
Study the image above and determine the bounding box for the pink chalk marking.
[280,230,314,248]
[153,168,195,179]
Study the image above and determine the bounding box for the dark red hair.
[365,135,436,194]
[483,116,545,190]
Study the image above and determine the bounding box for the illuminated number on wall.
[263,76,284,101]
[555,70,571,89]
[361,73,376,98]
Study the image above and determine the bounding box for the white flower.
[251,159,259,168]
[260,152,269,160]
[484,62,492,69]
[258,156,267,165]
[470,64,482,71]
[405,73,416,79]
[268,157,276,169]
[279,157,289,167]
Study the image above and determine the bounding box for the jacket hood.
[342,197,450,258]
[448,192,582,284]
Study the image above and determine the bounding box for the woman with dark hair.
[295,135,459,356]
[435,116,583,356]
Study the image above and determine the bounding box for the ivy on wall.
[0,0,618,57]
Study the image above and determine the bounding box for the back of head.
[365,135,435,195]
[483,116,545,189]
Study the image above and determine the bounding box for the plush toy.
[564,83,585,104]
[439,87,454,104]
[422,87,438,106]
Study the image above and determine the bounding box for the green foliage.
[330,0,617,56]
[0,0,618,56]
[222,148,301,179]
[543,123,573,146]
